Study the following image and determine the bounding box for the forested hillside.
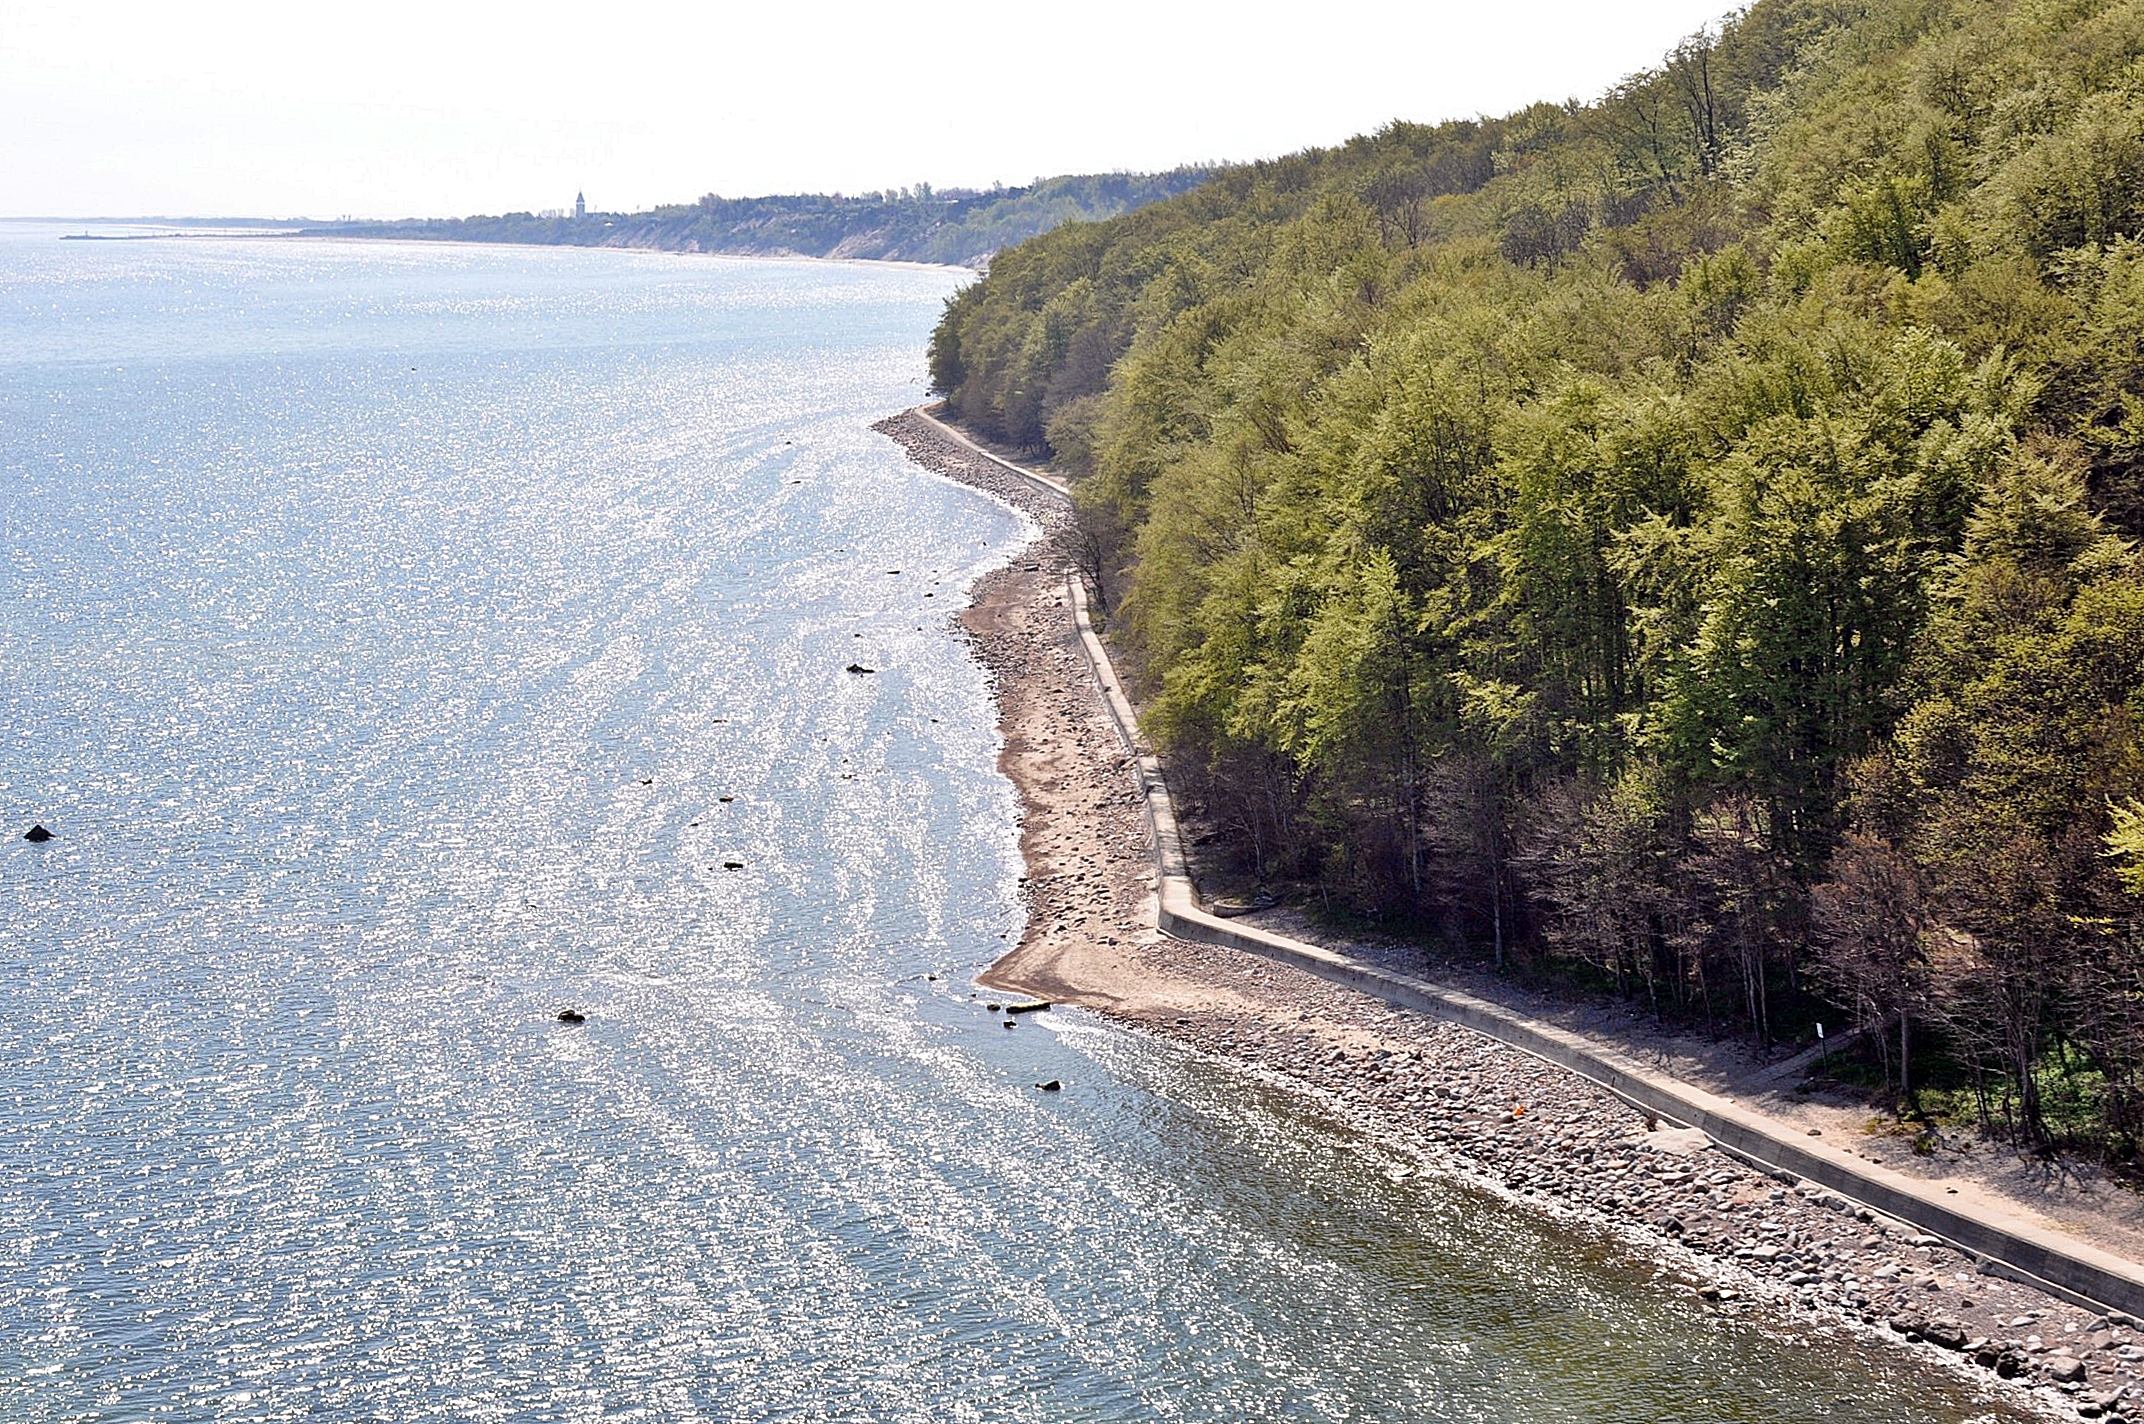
[304,170,1209,267]
[931,0,2144,1150]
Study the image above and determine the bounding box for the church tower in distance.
[574,191,586,221]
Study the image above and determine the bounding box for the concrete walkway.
[905,405,2144,1319]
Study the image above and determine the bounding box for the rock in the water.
[556,1009,587,1025]
[1036,1080,1062,1092]
[22,824,53,843]
[1005,1000,1052,1015]
[844,663,876,675]
[1922,1317,1969,1350]
[723,861,745,871]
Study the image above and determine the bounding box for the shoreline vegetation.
[926,0,2144,1181]
[876,405,2144,1420]
[292,170,1210,269]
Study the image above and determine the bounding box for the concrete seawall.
[907,404,2144,1320]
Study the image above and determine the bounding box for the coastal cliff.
[924,0,2144,1163]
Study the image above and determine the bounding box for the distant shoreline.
[27,222,976,273]
[282,230,977,273]
[14,166,1214,270]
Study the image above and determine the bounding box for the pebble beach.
[874,407,2140,1420]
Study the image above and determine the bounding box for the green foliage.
[929,0,2144,1146]
[2111,797,2144,894]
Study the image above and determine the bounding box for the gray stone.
[2046,1355,2089,1385]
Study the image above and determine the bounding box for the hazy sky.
[5,0,1738,219]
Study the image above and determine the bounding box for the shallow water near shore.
[0,222,2023,1421]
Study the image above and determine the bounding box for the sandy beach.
[875,406,2144,1420]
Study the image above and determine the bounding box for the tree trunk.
[1492,867,1505,971]
[1899,1010,1912,1108]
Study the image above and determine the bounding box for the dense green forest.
[931,0,2144,1152]
[303,171,1209,267]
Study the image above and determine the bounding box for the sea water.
[0,224,2018,1422]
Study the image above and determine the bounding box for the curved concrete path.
[907,405,2144,1319]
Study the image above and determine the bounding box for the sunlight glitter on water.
[0,223,2025,1422]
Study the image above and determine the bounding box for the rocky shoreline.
[873,407,2137,1421]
